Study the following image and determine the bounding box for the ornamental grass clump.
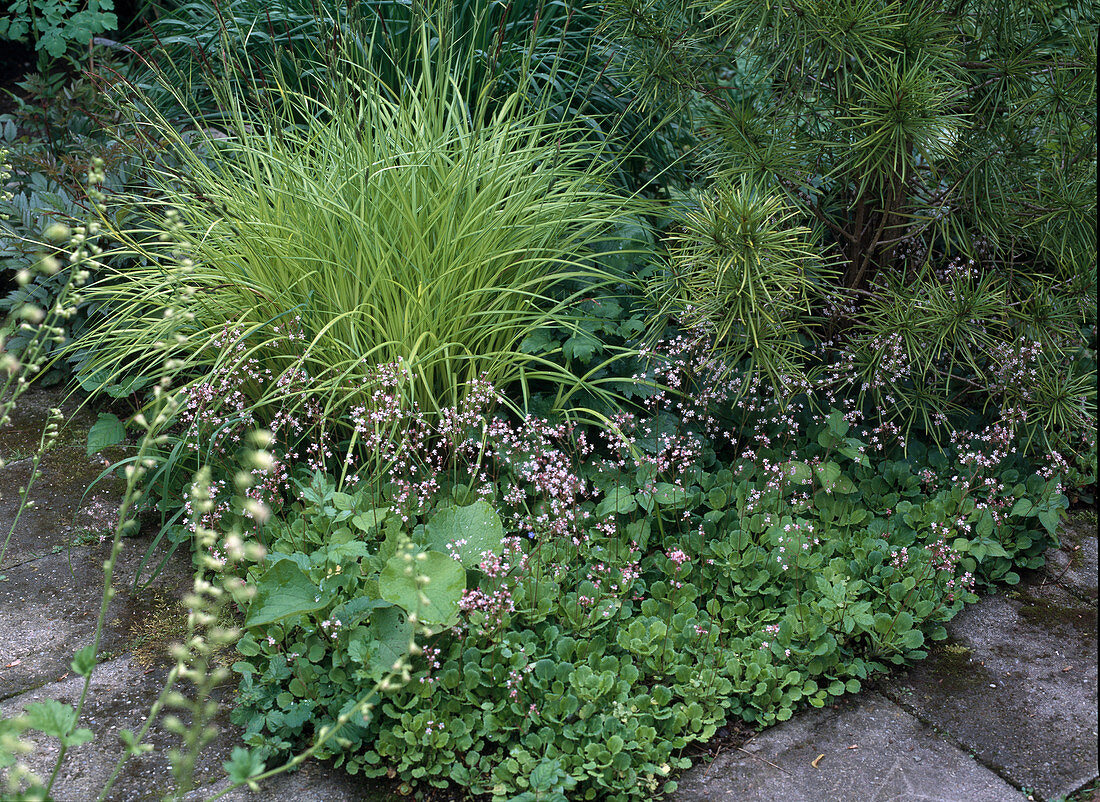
[73,39,639,440]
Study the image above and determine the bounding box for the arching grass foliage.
[73,43,643,438]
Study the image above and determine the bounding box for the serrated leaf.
[562,333,599,363]
[330,596,389,628]
[900,630,924,649]
[24,700,78,738]
[70,644,96,678]
[223,745,265,785]
[77,369,111,393]
[331,492,355,511]
[86,412,125,456]
[347,606,413,679]
[61,727,94,748]
[520,328,557,355]
[105,375,151,398]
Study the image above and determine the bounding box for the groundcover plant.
[221,335,1067,801]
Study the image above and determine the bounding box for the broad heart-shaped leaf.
[347,605,413,680]
[424,500,504,567]
[596,486,638,517]
[780,461,813,484]
[245,558,331,628]
[814,462,855,493]
[86,412,125,456]
[379,550,465,625]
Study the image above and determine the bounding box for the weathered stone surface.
[884,583,1098,801]
[0,444,124,569]
[0,656,397,802]
[673,692,1026,802]
[1042,515,1099,604]
[0,386,97,461]
[0,538,191,701]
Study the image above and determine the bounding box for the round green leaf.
[425,500,504,567]
[379,550,465,624]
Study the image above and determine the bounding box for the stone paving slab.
[0,445,123,570]
[0,387,96,460]
[0,656,396,802]
[883,581,1098,801]
[0,656,228,801]
[1043,517,1099,605]
[0,537,192,701]
[672,692,1027,802]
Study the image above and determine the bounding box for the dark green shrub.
[604,0,1096,455]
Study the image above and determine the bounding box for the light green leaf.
[351,507,389,534]
[245,558,331,628]
[87,413,125,456]
[24,700,78,738]
[781,461,813,484]
[379,550,465,624]
[643,482,689,507]
[331,492,356,511]
[223,745,266,785]
[61,728,94,748]
[425,500,504,567]
[70,644,96,678]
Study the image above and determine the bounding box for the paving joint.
[879,677,1031,795]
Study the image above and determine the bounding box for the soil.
[0,40,34,115]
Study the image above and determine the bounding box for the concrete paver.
[883,580,1098,801]
[1043,517,1099,605]
[0,538,191,701]
[673,692,1028,802]
[0,445,124,570]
